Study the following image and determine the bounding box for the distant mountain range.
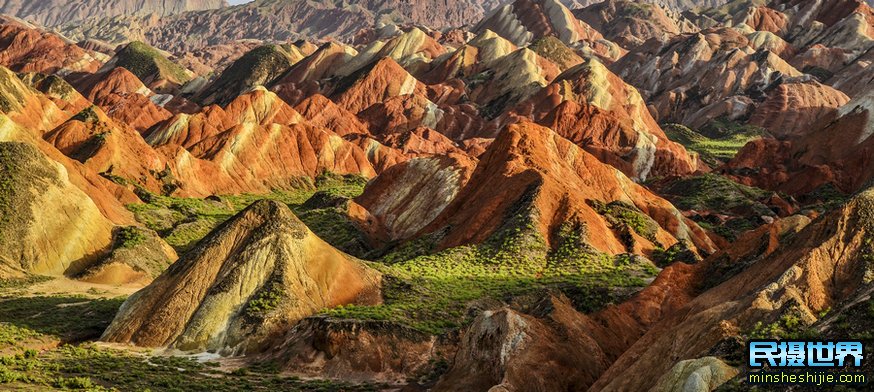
[0,0,226,27]
[49,0,735,54]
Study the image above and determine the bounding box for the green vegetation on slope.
[18,73,79,102]
[662,173,771,213]
[127,173,369,253]
[0,142,56,249]
[114,41,191,85]
[659,173,775,241]
[799,184,850,214]
[662,122,767,166]
[115,226,147,249]
[199,44,301,105]
[325,201,658,335]
[589,200,660,247]
[529,36,583,70]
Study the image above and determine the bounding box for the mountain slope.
[102,200,382,354]
[725,89,874,195]
[99,41,193,92]
[591,185,874,390]
[0,17,103,74]
[0,141,114,278]
[573,0,695,49]
[420,121,715,256]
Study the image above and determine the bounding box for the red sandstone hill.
[0,17,103,75]
[144,87,376,196]
[0,67,136,224]
[588,188,874,390]
[72,67,173,133]
[353,153,477,243]
[417,121,716,257]
[43,104,177,198]
[432,179,874,390]
[605,0,872,136]
[293,94,369,136]
[694,0,872,95]
[724,89,874,196]
[270,42,358,106]
[331,57,429,115]
[506,56,700,180]
[748,80,850,138]
[4,2,874,391]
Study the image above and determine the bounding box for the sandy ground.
[4,277,144,298]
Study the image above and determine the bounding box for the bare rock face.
[747,30,796,58]
[469,47,562,117]
[44,105,172,196]
[653,0,731,12]
[421,121,715,257]
[145,87,377,197]
[423,30,563,121]
[828,45,874,99]
[270,42,358,106]
[174,39,263,76]
[354,154,476,242]
[344,134,409,173]
[336,27,446,78]
[0,67,137,224]
[737,5,791,35]
[332,57,427,114]
[683,0,873,99]
[376,127,468,157]
[423,30,518,85]
[0,0,224,27]
[72,67,173,133]
[0,64,70,132]
[102,200,382,354]
[266,317,455,384]
[0,141,114,278]
[434,295,609,391]
[293,94,369,136]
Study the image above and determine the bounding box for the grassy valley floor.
[0,278,390,391]
[1,173,661,390]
